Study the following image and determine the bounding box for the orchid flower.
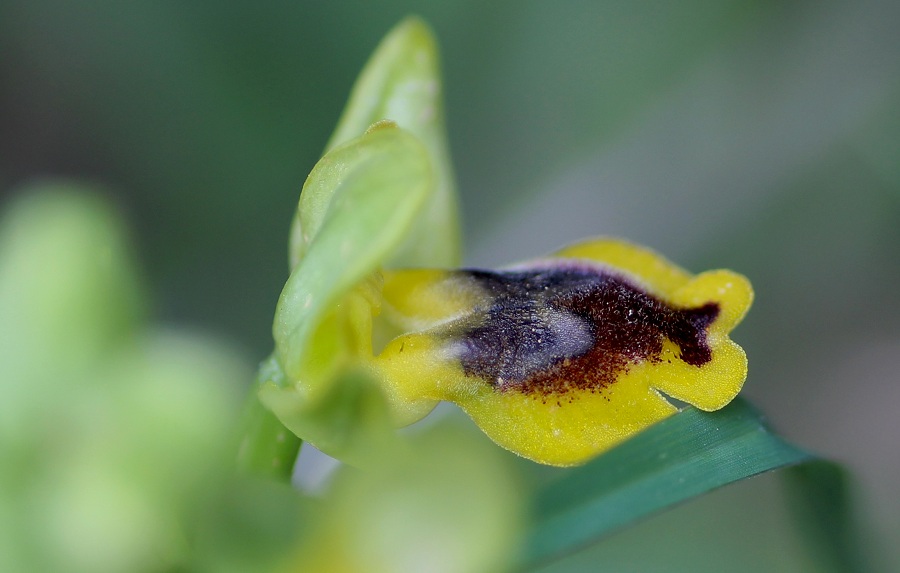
[257,17,752,467]
[374,240,751,465]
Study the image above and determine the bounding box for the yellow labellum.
[372,238,753,466]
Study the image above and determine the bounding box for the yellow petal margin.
[372,238,753,466]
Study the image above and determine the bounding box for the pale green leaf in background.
[0,187,305,573]
[287,422,524,573]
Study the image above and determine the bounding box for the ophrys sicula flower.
[257,17,753,467]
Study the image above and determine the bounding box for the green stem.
[236,389,303,482]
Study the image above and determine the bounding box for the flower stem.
[236,389,302,482]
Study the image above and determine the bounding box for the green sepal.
[258,365,396,467]
[289,16,460,270]
[274,122,433,407]
[261,112,436,469]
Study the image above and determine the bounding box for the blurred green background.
[2,1,898,571]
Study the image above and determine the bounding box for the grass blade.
[784,461,873,573]
[518,398,813,569]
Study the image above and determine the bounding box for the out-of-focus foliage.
[0,184,295,572]
[283,425,523,573]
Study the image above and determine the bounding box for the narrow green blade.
[784,461,873,573]
[518,398,813,568]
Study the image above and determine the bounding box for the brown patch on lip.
[454,265,719,397]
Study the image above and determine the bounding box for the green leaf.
[0,185,143,370]
[274,122,433,393]
[0,186,144,443]
[517,398,814,569]
[289,16,460,270]
[784,461,873,573]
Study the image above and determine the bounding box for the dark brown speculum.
[452,263,719,396]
